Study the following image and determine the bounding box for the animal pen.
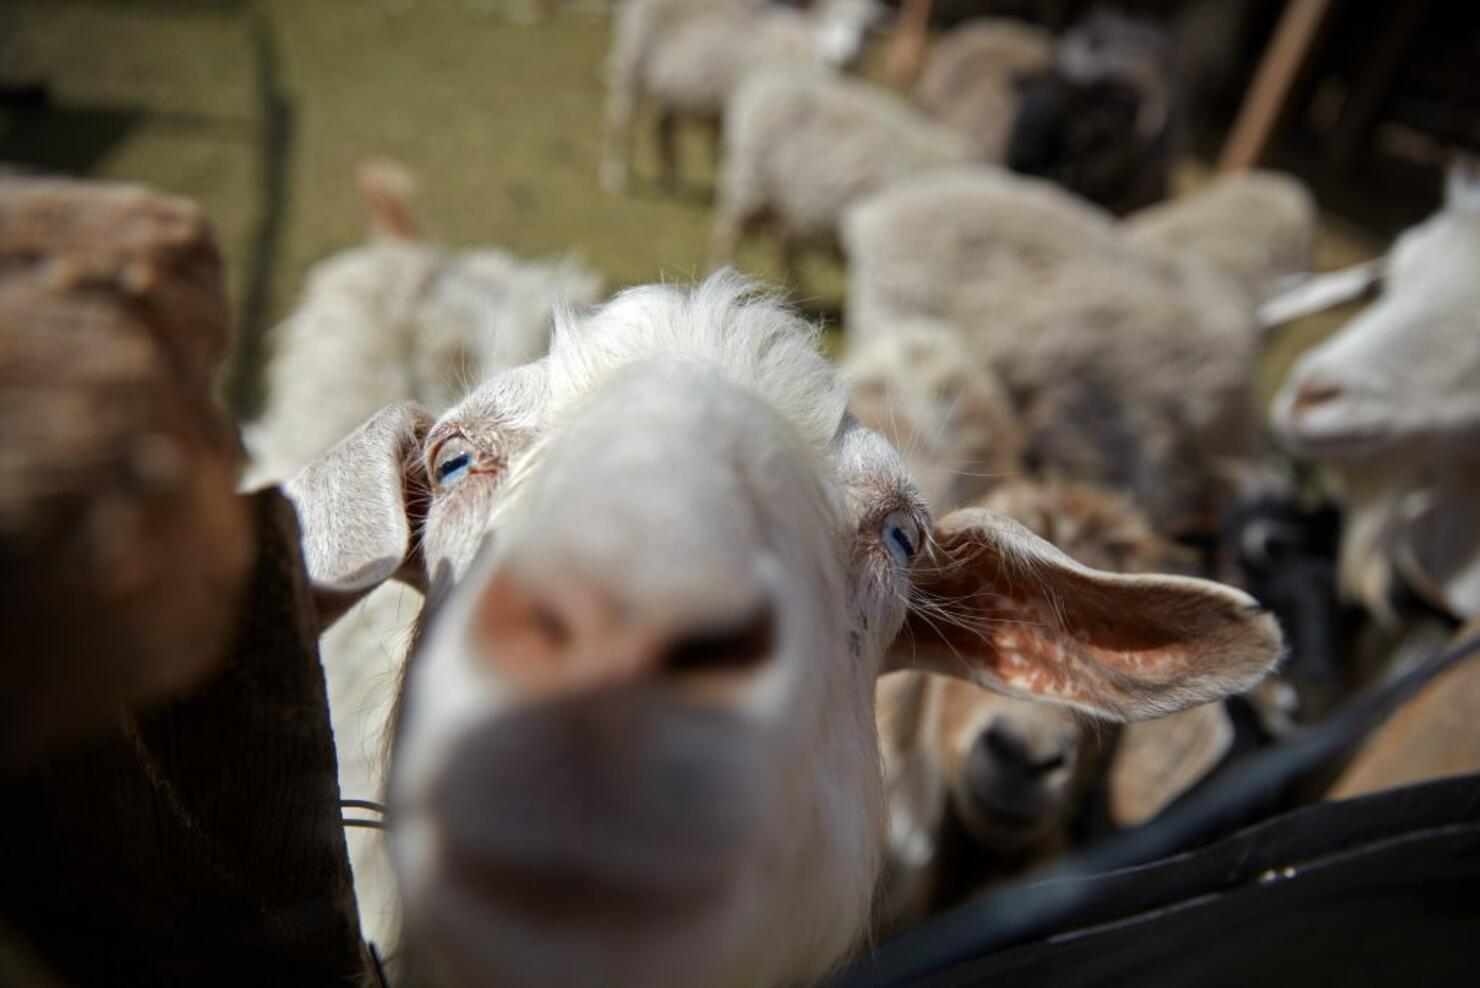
[2,2,1478,986]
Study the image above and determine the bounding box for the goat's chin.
[1274,403,1397,461]
[404,876,775,988]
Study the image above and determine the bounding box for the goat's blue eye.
[432,437,478,488]
[882,510,921,567]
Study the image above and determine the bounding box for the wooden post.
[884,0,935,88]
[1219,0,1336,172]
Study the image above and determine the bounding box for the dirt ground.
[0,0,1380,419]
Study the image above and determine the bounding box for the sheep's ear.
[1397,484,1480,620]
[283,402,433,623]
[887,508,1282,721]
[1107,702,1234,827]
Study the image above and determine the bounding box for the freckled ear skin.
[283,402,434,627]
[887,508,1283,722]
[1108,702,1235,827]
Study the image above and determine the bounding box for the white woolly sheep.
[244,161,602,963]
[245,162,603,485]
[842,166,1278,535]
[878,478,1231,932]
[282,273,1281,987]
[711,66,973,281]
[1125,169,1317,301]
[601,0,882,193]
[1273,159,1480,622]
[914,18,1054,161]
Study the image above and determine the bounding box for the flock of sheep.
[240,2,1480,986]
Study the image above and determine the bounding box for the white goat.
[842,167,1294,535]
[283,273,1281,987]
[914,19,1055,161]
[878,478,1231,932]
[601,0,881,193]
[245,161,602,963]
[1273,160,1480,622]
[712,67,972,280]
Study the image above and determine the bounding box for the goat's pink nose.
[475,572,776,698]
[1290,377,1343,417]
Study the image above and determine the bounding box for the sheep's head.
[285,276,1280,987]
[1006,12,1177,215]
[1274,160,1480,462]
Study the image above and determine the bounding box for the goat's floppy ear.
[889,508,1282,721]
[284,402,434,621]
[1108,702,1234,827]
[1397,483,1480,621]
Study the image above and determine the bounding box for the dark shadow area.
[0,87,143,177]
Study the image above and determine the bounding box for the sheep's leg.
[703,116,723,173]
[709,207,746,271]
[655,109,680,190]
[600,91,636,193]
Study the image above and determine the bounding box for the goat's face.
[932,683,1098,850]
[286,277,1280,987]
[1274,164,1480,462]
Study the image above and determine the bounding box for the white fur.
[601,0,881,192]
[841,167,1277,533]
[712,67,972,273]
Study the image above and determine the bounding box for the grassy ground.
[1,0,812,416]
[1,0,1378,419]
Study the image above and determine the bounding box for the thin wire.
[341,798,387,815]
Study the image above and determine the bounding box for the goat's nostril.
[1292,379,1342,415]
[531,601,570,652]
[662,602,776,676]
[983,727,1065,777]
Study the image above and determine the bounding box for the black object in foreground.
[837,634,1480,987]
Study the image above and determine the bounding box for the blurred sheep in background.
[842,166,1315,537]
[1006,11,1183,215]
[601,0,884,193]
[914,19,1055,161]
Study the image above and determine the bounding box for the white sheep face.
[285,276,1281,988]
[1274,165,1480,461]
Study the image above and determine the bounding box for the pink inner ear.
[903,521,1277,718]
